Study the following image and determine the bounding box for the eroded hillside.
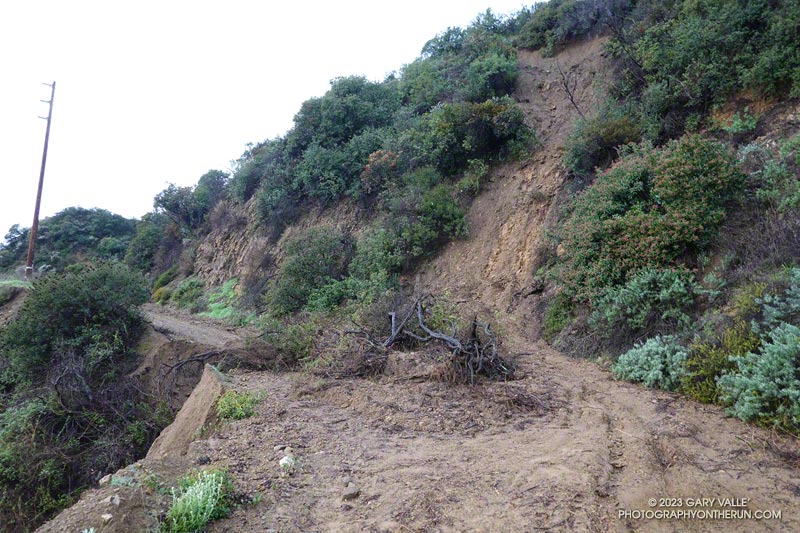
[37,34,800,533]
[415,37,609,324]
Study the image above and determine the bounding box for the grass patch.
[216,390,261,421]
[0,279,31,289]
[172,277,205,312]
[200,278,254,325]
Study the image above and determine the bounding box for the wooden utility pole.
[25,81,56,279]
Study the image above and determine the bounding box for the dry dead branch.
[346,295,514,384]
[555,60,585,119]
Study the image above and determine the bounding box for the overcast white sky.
[0,0,528,242]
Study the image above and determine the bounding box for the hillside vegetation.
[0,207,136,273]
[1,0,800,529]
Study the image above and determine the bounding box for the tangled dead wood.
[354,295,515,383]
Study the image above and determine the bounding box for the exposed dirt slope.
[0,285,26,328]
[415,38,609,328]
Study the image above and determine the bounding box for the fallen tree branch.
[555,60,585,119]
[383,297,421,348]
[161,349,224,374]
[343,294,514,383]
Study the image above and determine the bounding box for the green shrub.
[558,134,744,302]
[542,292,573,342]
[154,171,228,231]
[260,319,316,366]
[400,58,450,114]
[464,51,519,102]
[683,320,761,404]
[0,208,137,272]
[565,103,642,176]
[153,267,178,291]
[216,391,260,421]
[162,469,234,533]
[288,76,400,155]
[402,12,520,110]
[319,228,405,309]
[717,322,800,433]
[613,336,688,391]
[456,159,489,197]
[294,128,389,203]
[412,185,468,246]
[739,3,800,98]
[752,134,800,212]
[125,213,170,274]
[729,282,767,318]
[377,183,468,271]
[609,0,800,140]
[0,263,164,529]
[0,284,24,307]
[1,262,149,383]
[415,97,533,176]
[349,228,404,284]
[0,399,79,526]
[265,227,353,316]
[153,286,173,304]
[0,278,30,289]
[515,0,627,53]
[590,268,697,334]
[359,149,401,200]
[753,267,800,334]
[305,279,359,313]
[228,139,290,204]
[255,184,299,236]
[172,277,206,312]
[780,133,800,166]
[721,107,758,135]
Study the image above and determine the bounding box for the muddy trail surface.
[200,343,800,532]
[42,307,800,533]
[142,303,251,349]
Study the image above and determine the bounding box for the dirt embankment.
[415,37,609,329]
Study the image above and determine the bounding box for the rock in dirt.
[342,485,361,501]
[102,495,121,507]
[101,513,113,523]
